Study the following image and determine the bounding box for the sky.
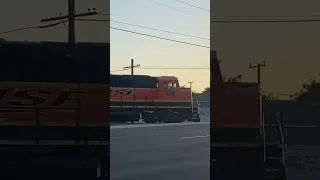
[111,0,210,92]
[0,0,209,92]
[211,0,320,99]
[0,0,109,42]
[2,0,319,95]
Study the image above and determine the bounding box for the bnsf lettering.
[0,89,85,106]
[110,89,133,96]
[51,91,84,106]
[8,90,49,106]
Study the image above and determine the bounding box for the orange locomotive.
[0,83,108,127]
[110,75,200,123]
[0,40,109,179]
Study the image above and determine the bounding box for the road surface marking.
[289,145,320,149]
[110,122,209,129]
[265,124,316,128]
[183,130,209,134]
[178,135,210,139]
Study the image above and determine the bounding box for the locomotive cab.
[140,76,198,123]
[156,76,180,98]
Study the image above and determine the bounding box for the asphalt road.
[110,122,210,180]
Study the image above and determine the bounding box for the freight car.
[110,75,200,123]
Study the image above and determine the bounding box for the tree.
[202,74,242,95]
[293,79,319,100]
[224,74,243,82]
[224,74,280,100]
[202,87,210,94]
[262,92,278,100]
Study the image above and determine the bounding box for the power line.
[111,69,128,73]
[139,67,209,69]
[1,20,209,48]
[211,18,320,23]
[110,19,209,40]
[112,66,209,72]
[174,0,209,12]
[0,21,67,35]
[0,11,96,36]
[210,14,320,19]
[0,27,36,35]
[150,0,209,20]
[142,65,209,68]
[76,18,209,40]
[110,27,209,48]
[75,19,110,22]
[98,12,110,16]
[5,16,320,37]
[76,16,209,48]
[40,10,98,44]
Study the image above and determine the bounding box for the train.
[110,74,200,123]
[0,40,109,179]
[210,50,287,180]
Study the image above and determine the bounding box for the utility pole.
[188,81,193,91]
[68,0,75,44]
[123,59,140,76]
[249,61,266,86]
[40,3,97,44]
[188,81,194,112]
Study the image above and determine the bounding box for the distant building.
[193,93,210,107]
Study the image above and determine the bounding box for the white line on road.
[110,122,209,129]
[265,124,316,128]
[288,145,320,149]
[178,135,210,139]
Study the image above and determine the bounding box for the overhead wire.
[3,12,320,36]
[111,19,209,40]
[210,14,320,19]
[149,0,209,20]
[112,65,210,73]
[109,26,209,48]
[111,69,128,73]
[98,13,110,16]
[0,18,209,49]
[142,65,209,68]
[0,21,67,35]
[211,18,320,23]
[76,16,320,24]
[0,27,36,35]
[75,16,209,48]
[173,0,209,12]
[77,17,209,40]
[139,67,209,70]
